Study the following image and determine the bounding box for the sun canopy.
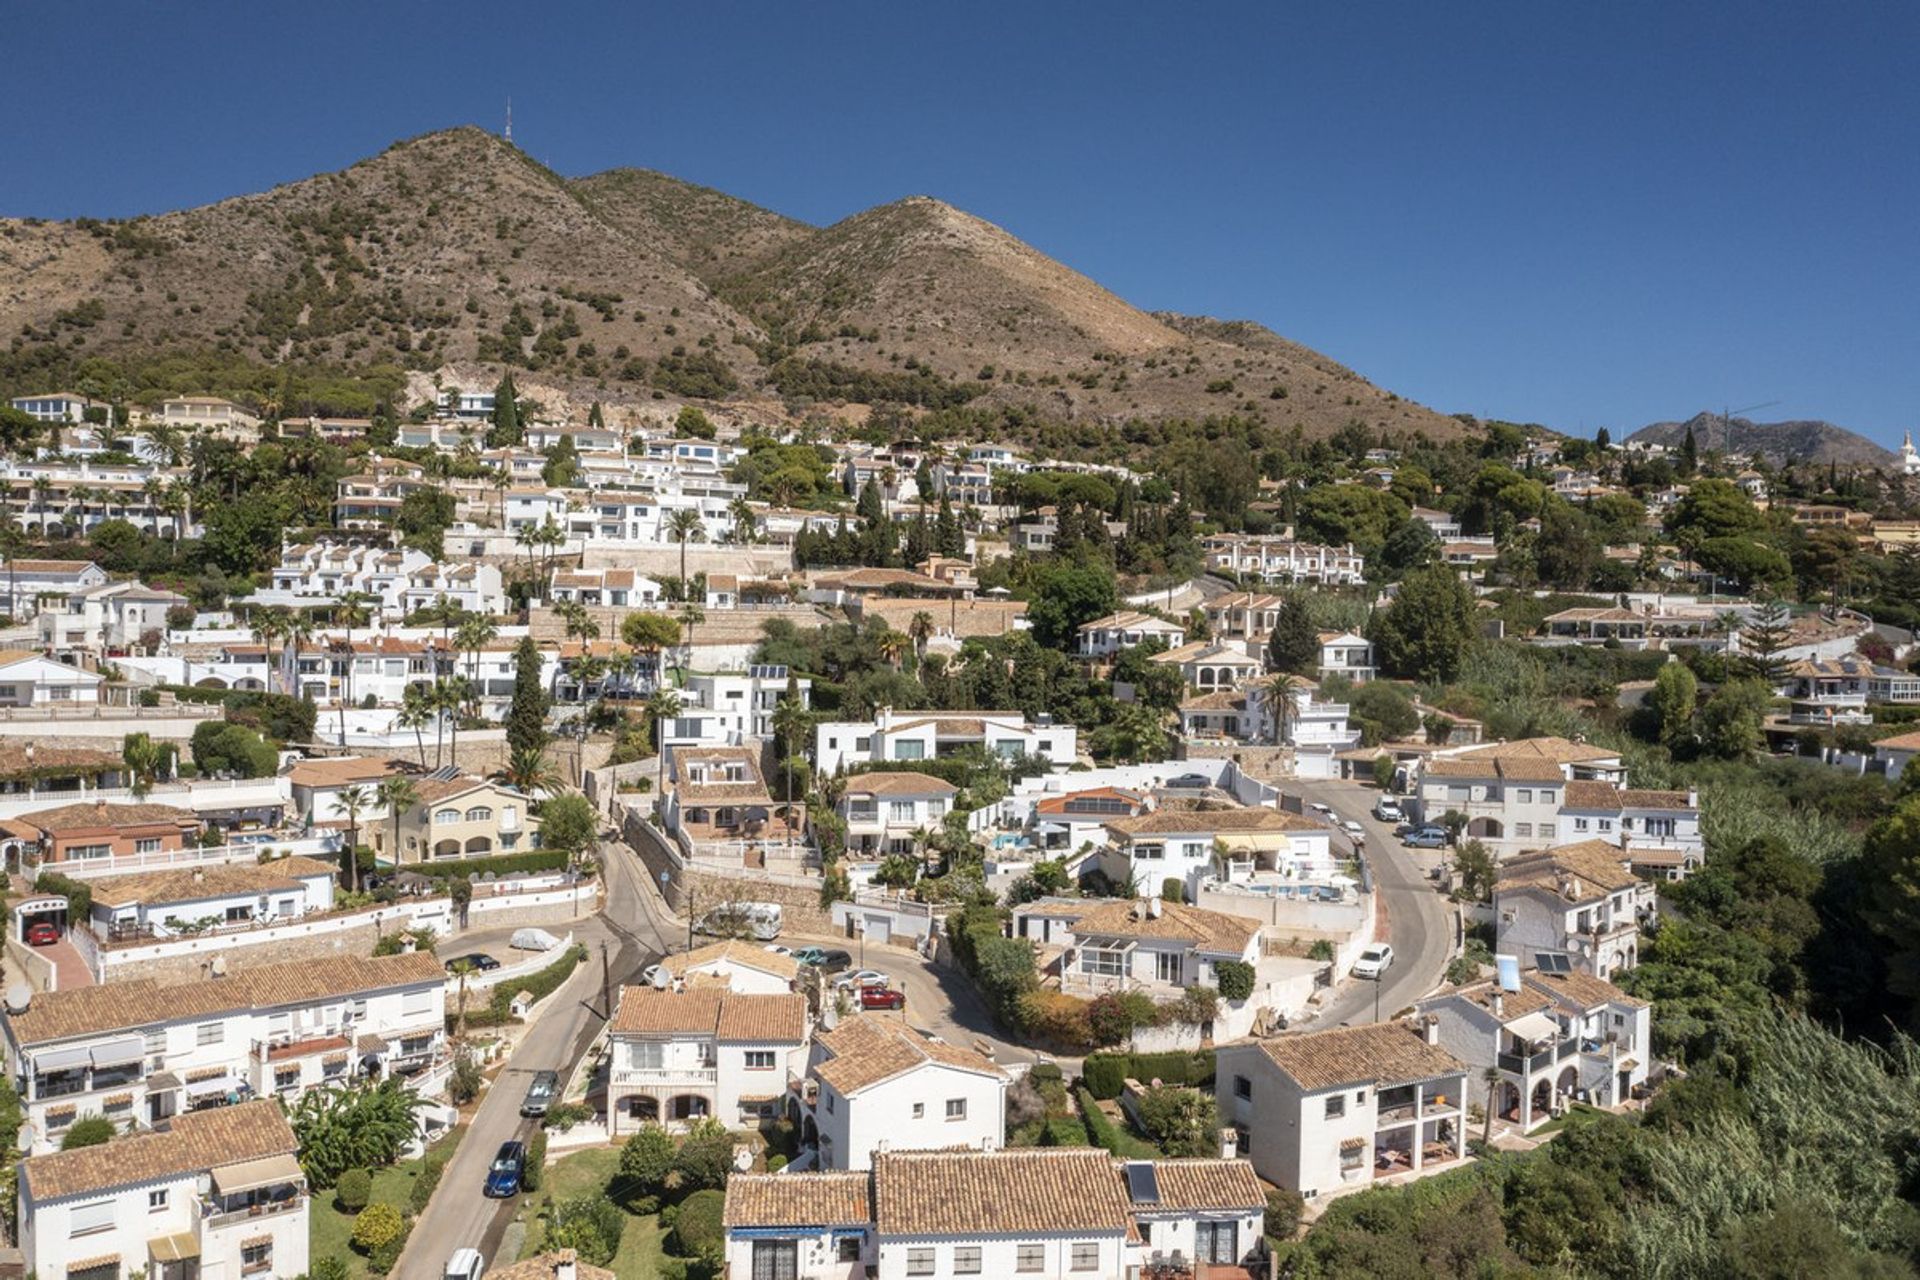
[1507,1011,1562,1045]
[31,1044,92,1073]
[210,1153,304,1196]
[89,1038,145,1068]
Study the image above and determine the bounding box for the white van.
[695,902,784,942]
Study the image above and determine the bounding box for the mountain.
[1627,412,1898,468]
[0,126,1465,439]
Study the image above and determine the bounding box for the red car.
[859,986,905,1011]
[25,923,59,946]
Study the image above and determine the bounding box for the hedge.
[33,870,92,921]
[403,849,571,880]
[1083,1050,1215,1099]
[1076,1087,1161,1159]
[458,945,587,1029]
[523,1129,548,1193]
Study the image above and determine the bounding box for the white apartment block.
[0,558,109,619]
[1149,642,1263,691]
[1494,840,1657,980]
[606,986,809,1134]
[549,567,664,609]
[1,951,447,1154]
[159,396,262,438]
[1216,1020,1469,1199]
[800,1015,1009,1172]
[813,708,1076,776]
[37,581,188,656]
[1414,737,1630,857]
[838,772,957,857]
[2,459,195,540]
[261,541,503,617]
[723,1150,1267,1280]
[1205,536,1366,586]
[19,1100,308,1280]
[1315,631,1376,683]
[1077,610,1187,658]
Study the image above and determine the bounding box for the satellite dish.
[650,966,671,990]
[4,983,30,1015]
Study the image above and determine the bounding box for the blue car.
[484,1141,525,1198]
[1402,826,1449,848]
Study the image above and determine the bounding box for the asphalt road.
[399,828,673,1280]
[1285,775,1457,1027]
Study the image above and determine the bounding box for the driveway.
[399,827,674,1279]
[1286,776,1457,1026]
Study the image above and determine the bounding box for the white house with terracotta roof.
[813,708,1076,776]
[84,856,338,938]
[1413,737,1631,856]
[1314,631,1376,684]
[662,745,805,861]
[1149,641,1263,691]
[19,1099,308,1280]
[799,1015,1009,1172]
[1101,806,1336,901]
[723,1149,1267,1280]
[1416,966,1652,1133]
[285,755,406,825]
[1494,840,1657,979]
[548,566,664,609]
[1216,1020,1469,1199]
[1023,785,1151,852]
[0,558,109,619]
[1076,610,1187,659]
[837,772,957,858]
[667,940,801,996]
[0,649,106,707]
[606,986,810,1134]
[1,951,446,1153]
[1873,729,1920,778]
[1057,897,1261,998]
[1204,535,1367,586]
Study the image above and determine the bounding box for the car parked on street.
[792,946,854,974]
[1373,799,1404,822]
[1402,826,1449,848]
[484,1141,525,1197]
[1341,819,1366,840]
[1352,943,1395,979]
[520,1070,559,1118]
[859,986,906,1011]
[832,969,889,992]
[443,953,500,973]
[1165,773,1211,790]
[444,1249,486,1280]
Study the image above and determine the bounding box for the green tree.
[1649,661,1698,750]
[1863,793,1920,1027]
[487,373,522,447]
[1025,563,1117,651]
[190,721,277,777]
[351,1202,404,1254]
[539,793,598,859]
[1263,593,1319,674]
[1699,678,1770,760]
[1134,1086,1220,1157]
[507,634,549,757]
[616,1124,677,1199]
[1370,564,1476,682]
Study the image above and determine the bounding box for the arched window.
[464,806,493,823]
[434,808,461,825]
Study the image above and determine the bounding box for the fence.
[450,931,576,995]
[43,836,339,880]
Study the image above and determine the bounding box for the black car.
[444,953,501,974]
[521,1070,560,1118]
[484,1141,525,1197]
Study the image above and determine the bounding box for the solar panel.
[1124,1161,1160,1205]
[426,764,462,782]
[1536,951,1573,975]
[748,664,789,681]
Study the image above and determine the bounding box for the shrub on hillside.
[333,1167,372,1213]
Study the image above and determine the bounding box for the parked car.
[484,1141,526,1197]
[1341,819,1366,840]
[833,969,889,992]
[792,946,854,973]
[443,953,500,974]
[860,986,907,1011]
[640,963,669,989]
[762,944,793,956]
[1352,943,1395,979]
[520,1070,560,1118]
[1308,802,1334,816]
[1373,799,1404,823]
[1164,773,1211,790]
[1402,825,1449,848]
[24,923,58,946]
[444,1249,486,1280]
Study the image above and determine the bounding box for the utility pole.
[1720,401,1781,456]
[599,940,611,1022]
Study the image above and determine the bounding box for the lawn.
[519,1147,673,1280]
[310,1126,466,1280]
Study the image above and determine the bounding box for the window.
[954,1245,983,1274]
[1515,823,1532,838]
[1538,823,1556,839]
[1598,819,1613,833]
[888,801,915,822]
[912,1102,924,1119]
[196,1021,224,1046]
[69,1198,114,1236]
[946,1097,967,1121]
[1071,1243,1101,1271]
[906,1248,935,1276]
[1017,1244,1046,1272]
[750,1240,798,1280]
[1516,788,1533,803]
[627,1042,664,1070]
[465,806,493,823]
[1540,791,1556,805]
[435,808,461,824]
[744,1050,775,1070]
[1325,1095,1346,1118]
[1573,818,1589,832]
[1341,1143,1365,1171]
[1234,1075,1252,1100]
[134,837,162,854]
[143,1028,167,1055]
[1079,948,1125,977]
[241,1241,272,1274]
[148,1189,168,1212]
[837,1238,861,1263]
[893,740,925,760]
[403,989,433,1019]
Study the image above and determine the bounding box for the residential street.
[398,830,673,1280]
[1285,775,1458,1026]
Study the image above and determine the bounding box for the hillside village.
[1,137,1920,1280]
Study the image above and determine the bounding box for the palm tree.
[1264,673,1302,746]
[29,477,52,534]
[1482,1065,1503,1145]
[376,775,420,868]
[122,733,167,800]
[437,677,473,767]
[337,785,371,894]
[502,745,559,797]
[876,629,907,671]
[161,480,191,545]
[451,959,474,1039]
[454,615,499,689]
[538,517,567,581]
[398,684,434,767]
[646,688,683,807]
[251,608,289,695]
[908,611,936,659]
[676,604,705,679]
[284,610,315,702]
[771,690,811,852]
[665,508,704,594]
[335,592,376,746]
[515,522,542,590]
[729,497,758,545]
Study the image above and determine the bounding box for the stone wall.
[615,800,835,938]
[1179,741,1295,781]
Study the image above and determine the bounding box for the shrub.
[33,870,92,921]
[1086,991,1160,1047]
[1136,1085,1219,1157]
[546,1196,625,1267]
[1077,1087,1160,1158]
[1265,1187,1306,1241]
[1030,1062,1065,1085]
[406,849,571,881]
[367,1218,412,1277]
[308,1257,351,1280]
[1161,877,1185,904]
[1213,959,1256,1002]
[333,1167,372,1213]
[672,1188,726,1255]
[1084,1055,1128,1100]
[618,1125,677,1198]
[673,1120,737,1191]
[351,1202,404,1254]
[1016,990,1094,1051]
[523,1129,548,1193]
[766,1154,788,1172]
[544,1101,593,1131]
[408,1151,447,1215]
[59,1115,115,1149]
[464,945,587,1028]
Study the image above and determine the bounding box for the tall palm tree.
[771,689,811,852]
[1264,673,1302,746]
[646,688,683,808]
[538,517,567,581]
[162,479,192,545]
[729,497,758,545]
[284,610,315,703]
[397,684,434,767]
[454,615,499,689]
[29,478,52,535]
[376,775,420,868]
[502,745,559,797]
[676,604,705,680]
[876,629,907,671]
[665,508,704,594]
[1483,1065,1503,1145]
[337,785,371,894]
[908,611,936,659]
[515,522,542,591]
[437,677,472,767]
[251,608,289,695]
[335,592,376,746]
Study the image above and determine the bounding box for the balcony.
[201,1193,306,1232]
[1497,1047,1556,1074]
[612,1065,717,1088]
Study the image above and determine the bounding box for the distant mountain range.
[1627,412,1899,468]
[0,126,1468,438]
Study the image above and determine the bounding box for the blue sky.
[8,1,1918,446]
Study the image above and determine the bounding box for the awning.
[148,1232,200,1263]
[146,1071,181,1090]
[210,1152,304,1196]
[183,1077,233,1099]
[32,1044,93,1073]
[90,1037,145,1069]
[1508,1012,1562,1046]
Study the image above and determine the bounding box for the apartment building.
[36,581,189,657]
[800,1015,1009,1172]
[659,667,812,748]
[722,1150,1267,1280]
[1413,737,1632,857]
[0,558,110,619]
[19,1100,308,1280]
[1216,1021,1469,1199]
[605,986,809,1133]
[1204,536,1367,586]
[1102,807,1336,901]
[1416,966,1652,1133]
[1023,786,1152,852]
[813,708,1076,776]
[837,772,956,858]
[261,541,479,616]
[1,951,446,1153]
[548,567,664,609]
[1493,840,1657,979]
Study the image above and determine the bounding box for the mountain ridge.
[1627,412,1898,467]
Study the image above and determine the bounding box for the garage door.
[863,914,892,945]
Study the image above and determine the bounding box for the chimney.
[552,1251,578,1280]
[1423,1014,1441,1046]
[1218,1126,1238,1160]
[1491,990,1504,1017]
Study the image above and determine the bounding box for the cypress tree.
[489,374,522,448]
[507,634,549,757]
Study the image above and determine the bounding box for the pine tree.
[588,401,605,430]
[507,634,549,757]
[936,494,965,557]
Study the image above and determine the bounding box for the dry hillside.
[1,126,1465,440]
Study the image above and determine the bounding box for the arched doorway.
[1556,1066,1579,1101]
[625,1096,659,1124]
[1498,1081,1522,1122]
[1467,817,1504,840]
[464,836,492,855]
[1531,1078,1552,1118]
[669,1094,710,1121]
[434,839,461,859]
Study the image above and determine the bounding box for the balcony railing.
[611,1065,717,1087]
[201,1193,306,1232]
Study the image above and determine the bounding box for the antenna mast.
[505,98,513,144]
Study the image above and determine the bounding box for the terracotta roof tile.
[19,801,197,833]
[873,1148,1131,1236]
[1240,1022,1466,1091]
[483,1251,615,1280]
[1139,1158,1267,1212]
[724,1172,871,1228]
[812,1015,1005,1096]
[840,771,958,798]
[88,856,336,909]
[676,939,800,983]
[1562,780,1623,810]
[1105,807,1324,838]
[1496,841,1641,903]
[1066,899,1258,957]
[21,1099,297,1201]
[609,987,806,1043]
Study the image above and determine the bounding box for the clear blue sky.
[8,1,1918,446]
